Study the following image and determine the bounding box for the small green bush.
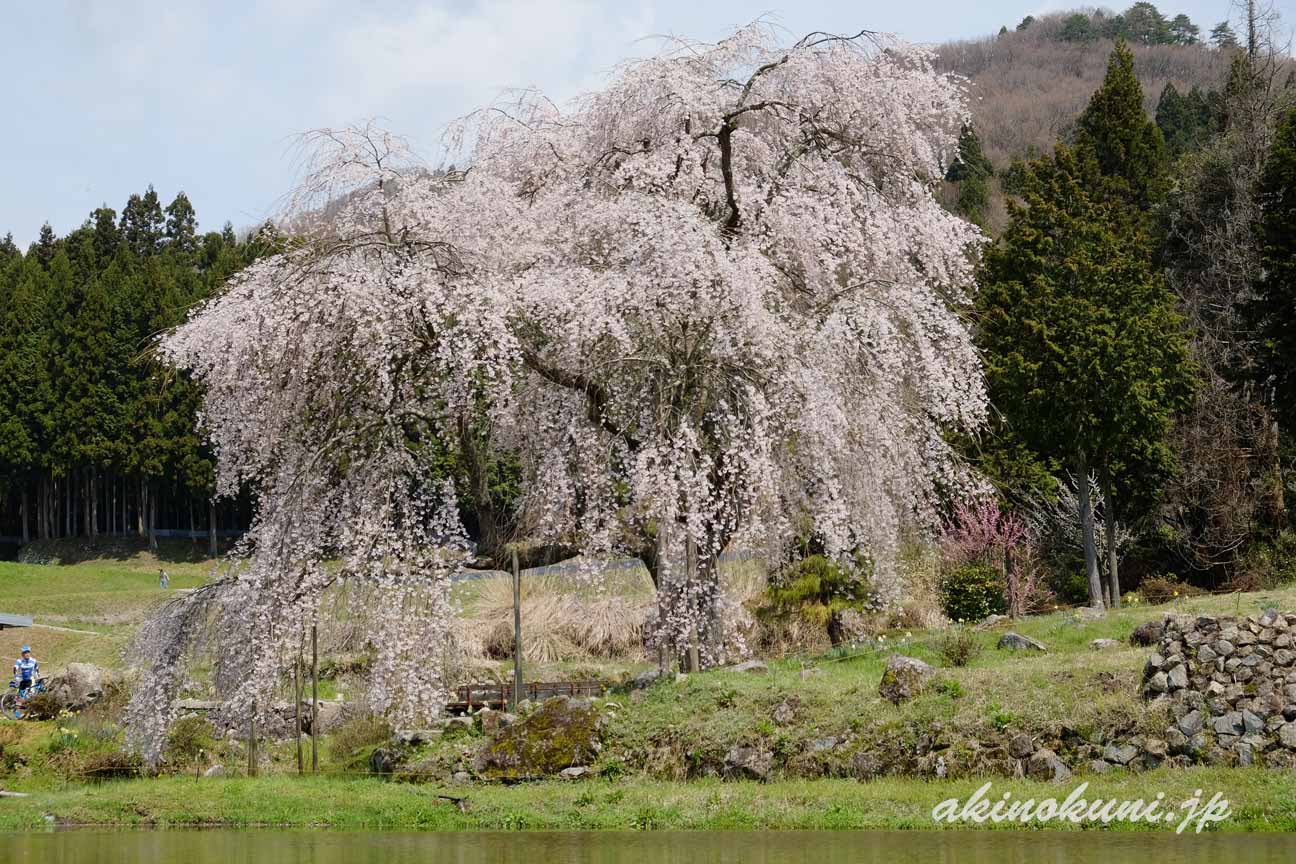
[933,679,964,699]
[1139,574,1204,605]
[1233,530,1296,590]
[761,554,880,647]
[164,715,216,767]
[328,715,393,768]
[934,627,983,667]
[938,563,1007,623]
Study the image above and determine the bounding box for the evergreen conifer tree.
[978,147,1193,609]
[1075,40,1168,210]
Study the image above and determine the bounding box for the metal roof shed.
[0,613,33,630]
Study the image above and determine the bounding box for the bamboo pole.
[247,699,258,777]
[512,546,523,711]
[686,533,700,673]
[294,647,303,774]
[311,624,319,773]
[656,520,668,675]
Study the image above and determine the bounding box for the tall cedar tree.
[1251,109,1296,435]
[979,148,1191,609]
[0,190,262,546]
[1075,40,1169,211]
[979,41,1191,609]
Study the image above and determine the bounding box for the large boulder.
[1027,748,1071,782]
[997,632,1046,652]
[45,663,114,711]
[723,745,772,781]
[473,696,603,780]
[306,700,346,735]
[1130,620,1164,647]
[878,655,935,704]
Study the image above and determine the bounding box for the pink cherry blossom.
[128,24,987,759]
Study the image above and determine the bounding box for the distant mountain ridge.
[935,7,1235,169]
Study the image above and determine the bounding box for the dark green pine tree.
[1250,109,1296,435]
[1211,21,1239,50]
[90,206,121,265]
[1169,13,1200,44]
[0,252,56,543]
[1075,41,1168,211]
[977,147,1193,610]
[1156,83,1221,159]
[1060,14,1097,43]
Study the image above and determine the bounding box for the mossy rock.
[473,696,603,780]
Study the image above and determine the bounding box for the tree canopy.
[136,26,990,758]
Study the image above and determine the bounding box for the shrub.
[164,715,216,767]
[81,750,144,782]
[938,563,1007,623]
[1233,531,1296,590]
[933,678,964,699]
[328,715,393,768]
[761,554,880,647]
[20,692,59,721]
[934,627,983,667]
[1139,574,1204,605]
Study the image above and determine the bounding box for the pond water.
[6,830,1296,863]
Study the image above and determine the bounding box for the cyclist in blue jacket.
[13,646,38,695]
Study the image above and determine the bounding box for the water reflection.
[8,829,1296,864]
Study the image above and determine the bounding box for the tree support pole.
[311,624,319,773]
[512,547,524,710]
[294,648,304,774]
[247,699,258,777]
[686,533,700,673]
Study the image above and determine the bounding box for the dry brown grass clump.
[464,574,652,663]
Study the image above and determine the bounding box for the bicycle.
[1,677,47,720]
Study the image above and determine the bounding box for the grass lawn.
[0,768,1292,831]
[0,551,212,672]
[3,544,1296,836]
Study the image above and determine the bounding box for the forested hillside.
[961,0,1296,606]
[938,6,1234,166]
[936,4,1244,231]
[0,194,272,551]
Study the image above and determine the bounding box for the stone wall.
[1143,610,1296,767]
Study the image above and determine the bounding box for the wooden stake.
[294,647,303,774]
[247,699,258,778]
[311,624,319,773]
[512,546,523,711]
[686,533,700,673]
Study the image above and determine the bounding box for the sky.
[0,0,1275,246]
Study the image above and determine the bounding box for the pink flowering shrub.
[941,500,1044,617]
